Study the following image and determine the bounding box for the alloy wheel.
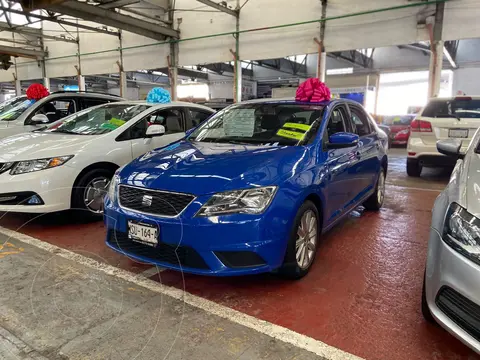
[83,177,110,214]
[295,210,317,270]
[377,171,386,205]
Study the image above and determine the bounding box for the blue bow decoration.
[146,87,171,104]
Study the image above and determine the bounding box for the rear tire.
[278,200,320,280]
[422,274,436,323]
[72,168,114,221]
[407,159,422,177]
[363,168,385,211]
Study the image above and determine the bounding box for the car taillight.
[410,119,432,132]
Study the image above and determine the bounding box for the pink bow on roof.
[295,78,331,103]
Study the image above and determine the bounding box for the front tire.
[407,159,422,177]
[72,168,113,220]
[278,200,320,280]
[363,168,386,211]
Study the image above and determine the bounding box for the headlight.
[107,167,122,203]
[443,203,480,265]
[196,186,277,217]
[10,156,73,175]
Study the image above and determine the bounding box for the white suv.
[407,96,480,176]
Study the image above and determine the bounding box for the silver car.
[423,129,480,354]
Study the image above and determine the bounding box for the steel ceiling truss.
[329,49,375,68]
[196,62,254,77]
[18,0,178,40]
[255,57,307,75]
[444,40,459,62]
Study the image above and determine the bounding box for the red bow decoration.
[26,83,49,101]
[295,78,331,102]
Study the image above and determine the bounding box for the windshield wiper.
[51,129,79,134]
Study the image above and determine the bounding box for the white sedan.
[0,101,214,219]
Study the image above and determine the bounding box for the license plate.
[128,221,158,246]
[449,129,468,138]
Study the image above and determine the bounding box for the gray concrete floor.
[0,235,325,360]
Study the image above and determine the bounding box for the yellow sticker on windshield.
[108,118,126,127]
[282,122,311,131]
[276,122,311,140]
[276,129,304,140]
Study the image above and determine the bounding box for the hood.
[121,140,309,195]
[465,152,480,217]
[0,132,97,162]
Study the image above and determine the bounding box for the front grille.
[107,230,209,269]
[119,185,195,217]
[436,286,480,342]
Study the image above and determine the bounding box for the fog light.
[28,195,42,205]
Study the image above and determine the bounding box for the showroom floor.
[0,149,477,360]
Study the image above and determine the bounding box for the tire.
[278,200,320,280]
[407,159,422,177]
[363,168,386,211]
[422,274,436,324]
[72,168,114,221]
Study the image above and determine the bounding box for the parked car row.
[0,87,388,279]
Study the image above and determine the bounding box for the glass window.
[189,103,325,146]
[0,99,35,121]
[43,104,149,135]
[422,99,480,119]
[189,109,212,128]
[82,98,111,109]
[326,108,347,137]
[33,98,76,123]
[350,106,371,137]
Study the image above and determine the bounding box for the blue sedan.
[104,99,388,279]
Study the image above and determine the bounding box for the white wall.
[207,72,256,100]
[108,86,140,100]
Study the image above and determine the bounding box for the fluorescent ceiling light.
[327,67,354,75]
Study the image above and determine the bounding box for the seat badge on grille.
[142,195,153,207]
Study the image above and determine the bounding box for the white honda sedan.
[0,101,214,219]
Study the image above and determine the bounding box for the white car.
[0,101,214,219]
[422,131,480,354]
[407,95,480,176]
[0,91,121,139]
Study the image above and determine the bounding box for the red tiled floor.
[0,152,477,359]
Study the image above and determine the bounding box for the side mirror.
[31,114,49,124]
[327,132,360,149]
[437,139,464,159]
[145,124,165,138]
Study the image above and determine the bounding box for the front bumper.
[104,194,293,276]
[0,165,76,213]
[425,227,480,354]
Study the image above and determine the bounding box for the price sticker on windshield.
[223,109,255,137]
[276,122,311,140]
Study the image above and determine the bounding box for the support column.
[374,74,380,115]
[428,40,443,99]
[78,75,86,91]
[232,3,241,103]
[43,77,50,91]
[167,0,178,101]
[315,0,328,82]
[427,2,444,99]
[116,60,127,98]
[14,79,21,96]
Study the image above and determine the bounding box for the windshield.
[0,96,26,113]
[0,99,34,121]
[188,103,325,146]
[422,99,480,119]
[43,104,150,135]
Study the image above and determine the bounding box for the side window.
[189,109,212,128]
[31,98,76,123]
[349,106,372,137]
[82,98,110,109]
[325,107,347,138]
[125,109,184,140]
[146,109,184,134]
